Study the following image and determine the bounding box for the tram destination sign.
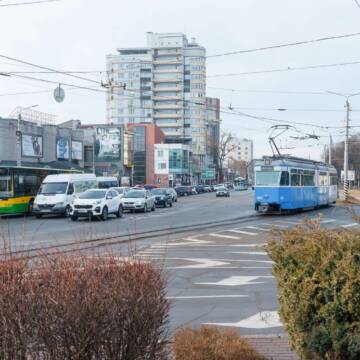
[261,166,274,171]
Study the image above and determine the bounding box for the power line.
[0,0,59,6]
[207,60,360,78]
[0,54,102,85]
[355,0,360,9]
[207,32,360,58]
[207,86,326,95]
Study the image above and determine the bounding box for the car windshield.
[79,190,106,199]
[39,182,67,195]
[125,191,146,198]
[152,189,166,195]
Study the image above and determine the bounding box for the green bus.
[0,165,82,215]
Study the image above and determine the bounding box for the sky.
[1,0,360,160]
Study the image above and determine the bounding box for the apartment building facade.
[106,32,208,182]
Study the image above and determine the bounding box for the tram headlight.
[257,196,263,200]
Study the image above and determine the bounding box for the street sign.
[54,85,65,103]
[201,169,216,180]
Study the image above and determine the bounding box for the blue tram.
[254,156,338,214]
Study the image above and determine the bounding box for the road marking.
[342,223,358,228]
[231,251,267,256]
[232,243,266,247]
[167,295,249,299]
[245,226,271,232]
[205,311,282,329]
[197,275,274,287]
[169,258,231,269]
[320,219,336,224]
[209,233,241,240]
[227,229,258,236]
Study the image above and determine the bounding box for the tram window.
[303,174,315,186]
[291,173,301,186]
[280,171,289,186]
[319,173,327,186]
[330,176,338,185]
[256,171,280,186]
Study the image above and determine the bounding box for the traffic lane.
[137,224,280,336]
[0,191,255,250]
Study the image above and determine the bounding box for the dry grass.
[173,326,267,360]
[0,253,170,359]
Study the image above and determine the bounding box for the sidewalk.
[244,335,300,360]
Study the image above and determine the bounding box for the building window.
[158,162,167,170]
[157,150,164,158]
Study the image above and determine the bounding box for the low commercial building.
[154,143,192,187]
[0,117,84,170]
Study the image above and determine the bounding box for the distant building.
[228,138,254,164]
[154,143,192,187]
[127,123,165,185]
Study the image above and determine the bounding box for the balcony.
[153,95,183,101]
[153,87,182,92]
[153,104,183,110]
[153,77,183,83]
[153,59,182,65]
[153,113,182,119]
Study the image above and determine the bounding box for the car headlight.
[94,200,102,205]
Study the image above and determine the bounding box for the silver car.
[216,187,230,197]
[121,190,156,212]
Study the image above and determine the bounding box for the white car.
[110,187,130,198]
[121,190,156,213]
[70,189,122,221]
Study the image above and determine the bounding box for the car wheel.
[184,192,188,196]
[143,204,147,213]
[36,214,42,219]
[101,206,108,221]
[116,205,123,218]
[169,202,173,207]
[71,215,78,221]
[64,205,71,218]
[151,203,155,211]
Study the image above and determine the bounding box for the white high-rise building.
[228,138,254,163]
[106,33,207,164]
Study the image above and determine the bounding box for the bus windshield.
[256,171,280,186]
[39,182,68,195]
[0,175,12,198]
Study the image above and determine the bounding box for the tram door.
[318,171,329,205]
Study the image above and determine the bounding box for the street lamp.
[327,91,360,200]
[17,105,39,167]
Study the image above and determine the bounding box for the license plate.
[78,209,88,213]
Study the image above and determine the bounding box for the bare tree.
[213,131,237,182]
[228,159,248,178]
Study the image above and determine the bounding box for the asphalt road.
[1,190,360,336]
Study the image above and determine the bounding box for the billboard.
[22,134,43,157]
[95,127,121,161]
[57,137,70,159]
[71,141,83,161]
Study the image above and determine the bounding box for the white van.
[97,176,119,189]
[33,173,97,218]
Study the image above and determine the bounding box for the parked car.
[203,185,212,192]
[70,189,122,221]
[195,185,206,194]
[111,187,130,197]
[175,186,192,196]
[191,186,198,195]
[216,187,230,197]
[33,173,97,218]
[121,190,156,212]
[168,188,178,202]
[213,184,224,191]
[143,184,158,191]
[224,182,234,190]
[151,188,173,207]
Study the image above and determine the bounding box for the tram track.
[1,213,259,258]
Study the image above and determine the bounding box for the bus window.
[280,171,289,186]
[0,171,12,198]
[256,171,280,186]
[14,175,25,196]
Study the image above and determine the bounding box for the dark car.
[167,188,178,202]
[175,186,192,196]
[151,188,173,207]
[195,185,206,194]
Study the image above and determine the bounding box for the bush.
[267,219,360,360]
[0,254,169,359]
[173,326,267,360]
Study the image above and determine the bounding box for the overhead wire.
[207,32,360,58]
[0,0,59,6]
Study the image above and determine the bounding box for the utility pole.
[327,91,360,201]
[344,100,350,200]
[329,135,332,165]
[92,132,96,174]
